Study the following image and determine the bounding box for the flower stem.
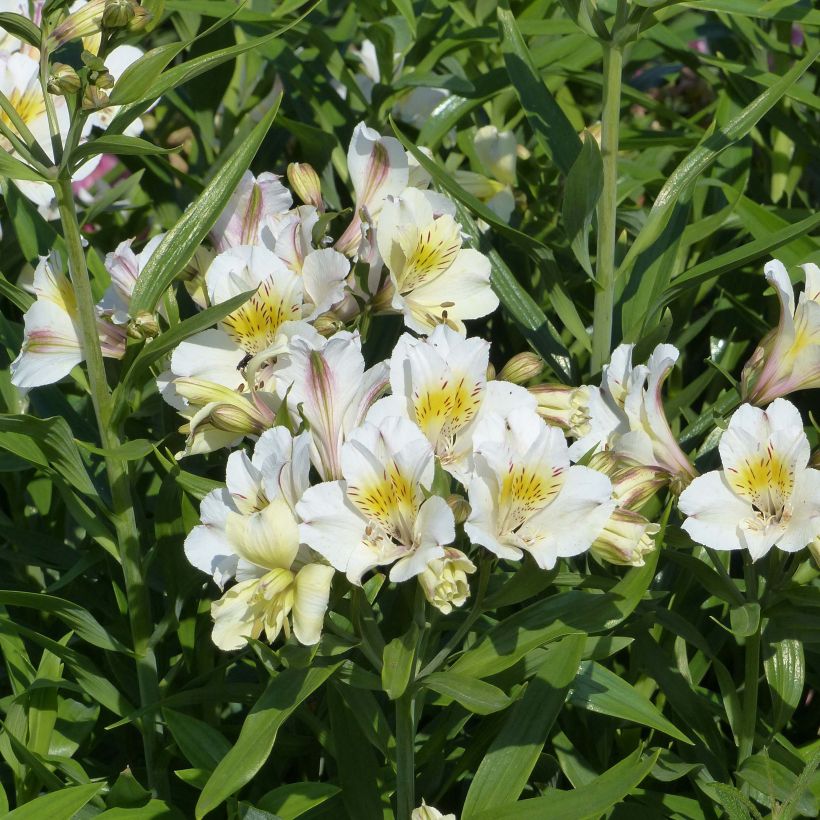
[591,41,624,373]
[737,556,760,767]
[53,179,166,796]
[395,690,416,820]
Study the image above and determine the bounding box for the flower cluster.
[11,111,820,650]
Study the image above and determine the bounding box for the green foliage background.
[0,0,818,817]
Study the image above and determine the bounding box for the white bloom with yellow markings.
[741,260,820,406]
[465,407,615,569]
[11,252,126,389]
[679,399,820,561]
[297,415,455,585]
[368,326,535,481]
[185,427,334,650]
[377,187,498,334]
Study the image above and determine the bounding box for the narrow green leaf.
[497,2,582,174]
[256,783,341,820]
[70,135,178,167]
[737,754,817,818]
[0,270,33,311]
[129,98,280,314]
[463,634,586,817]
[729,602,760,638]
[5,782,104,819]
[0,592,130,654]
[0,12,41,47]
[196,661,339,818]
[0,149,47,182]
[570,661,692,743]
[763,637,804,734]
[469,747,661,820]
[563,132,603,277]
[164,708,231,771]
[109,41,188,106]
[421,672,511,715]
[381,622,418,700]
[96,800,187,819]
[389,0,416,34]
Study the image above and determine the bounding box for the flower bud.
[587,452,668,512]
[180,246,214,310]
[313,311,344,337]
[446,494,471,525]
[418,548,476,615]
[287,162,324,211]
[590,509,658,567]
[528,383,575,429]
[412,802,456,820]
[47,63,81,96]
[93,70,115,90]
[49,0,106,48]
[102,0,136,29]
[497,352,544,385]
[126,311,160,340]
[128,4,152,31]
[486,362,496,381]
[82,85,109,110]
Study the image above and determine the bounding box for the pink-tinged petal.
[678,470,750,551]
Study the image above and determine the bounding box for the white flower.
[418,548,476,614]
[411,800,456,820]
[678,399,820,561]
[376,187,498,334]
[10,252,126,389]
[368,326,535,481]
[184,428,334,649]
[272,331,388,480]
[99,234,164,322]
[465,407,615,569]
[741,260,820,405]
[297,415,455,585]
[211,171,293,252]
[335,122,409,256]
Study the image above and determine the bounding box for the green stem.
[53,179,166,796]
[737,556,760,767]
[591,42,624,372]
[395,691,416,820]
[38,35,63,164]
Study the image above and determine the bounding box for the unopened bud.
[497,352,543,385]
[446,494,471,525]
[418,548,476,614]
[102,0,136,28]
[587,452,668,512]
[486,362,496,381]
[93,70,115,90]
[590,509,658,568]
[82,85,109,110]
[81,50,106,71]
[127,311,160,340]
[49,0,106,48]
[128,4,151,31]
[287,162,324,211]
[209,402,268,434]
[47,63,81,96]
[528,383,574,429]
[313,311,344,337]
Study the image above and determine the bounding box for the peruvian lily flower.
[465,407,615,569]
[99,234,164,324]
[376,187,498,334]
[272,331,389,480]
[335,122,409,256]
[184,427,334,650]
[297,415,456,584]
[368,326,535,482]
[10,252,126,389]
[418,548,476,614]
[678,399,820,561]
[211,171,293,252]
[741,260,820,405]
[411,802,456,820]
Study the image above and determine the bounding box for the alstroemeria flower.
[368,326,535,481]
[376,187,498,334]
[297,415,456,585]
[418,548,476,614]
[99,234,164,323]
[741,260,820,405]
[211,171,293,252]
[272,331,388,480]
[590,508,659,568]
[185,428,334,649]
[411,801,456,820]
[10,252,126,389]
[678,399,820,561]
[465,407,615,569]
[335,122,409,256]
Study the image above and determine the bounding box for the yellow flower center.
[396,216,461,293]
[222,278,301,355]
[414,378,482,455]
[726,449,794,520]
[499,463,564,531]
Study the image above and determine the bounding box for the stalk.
[737,555,760,767]
[395,691,416,820]
[591,41,623,372]
[53,179,166,796]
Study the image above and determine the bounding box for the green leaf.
[619,46,819,282]
[256,783,341,820]
[0,415,97,498]
[389,0,416,34]
[420,672,511,715]
[76,438,155,461]
[737,754,818,818]
[0,149,47,183]
[469,747,661,820]
[196,661,339,818]
[0,270,34,311]
[5,782,104,819]
[563,132,603,277]
[497,2,582,175]
[452,551,657,679]
[109,41,189,106]
[729,602,760,638]
[0,592,130,654]
[463,634,586,817]
[763,637,804,734]
[96,801,187,818]
[70,135,178,167]
[129,98,280,314]
[381,621,418,700]
[0,12,41,47]
[569,661,692,743]
[164,708,231,771]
